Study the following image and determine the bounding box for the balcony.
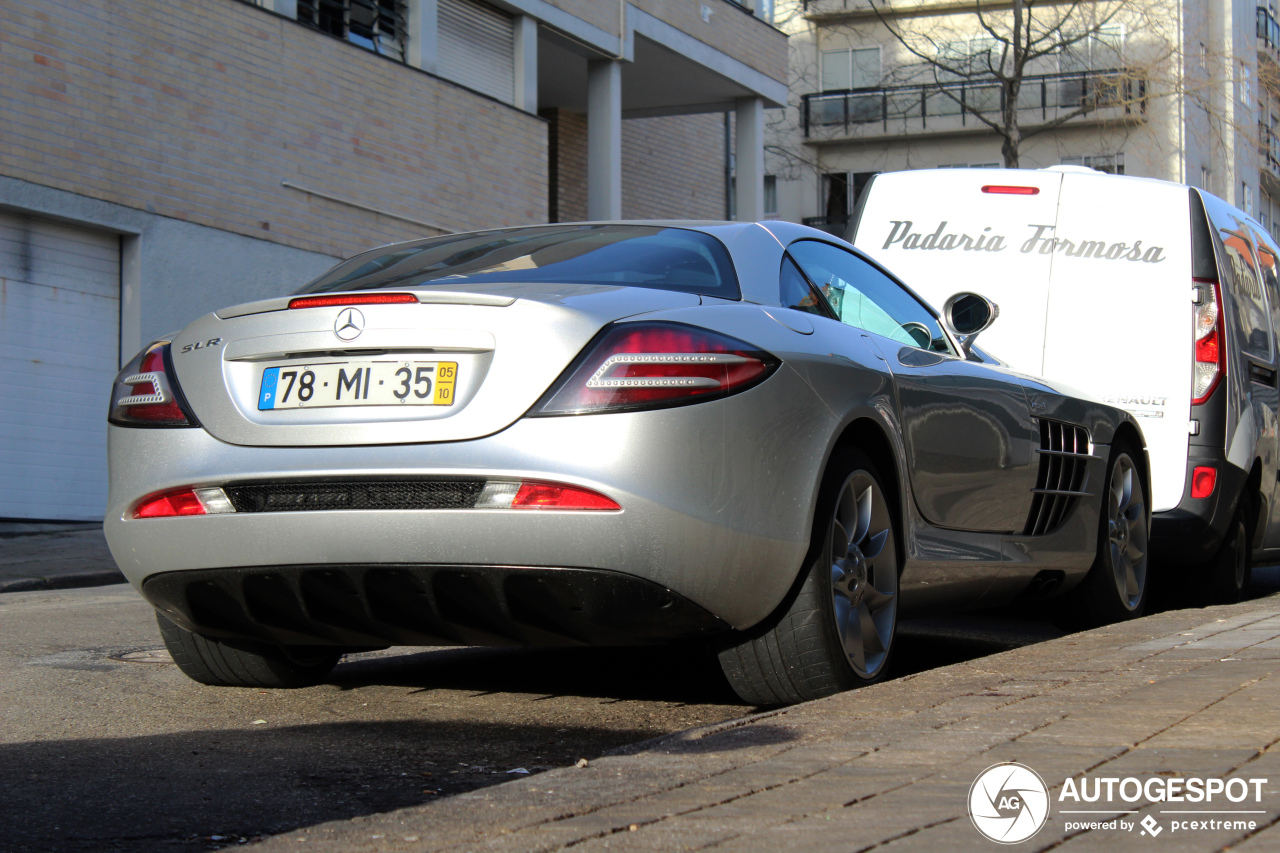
[800,69,1147,143]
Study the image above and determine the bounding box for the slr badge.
[334,307,365,341]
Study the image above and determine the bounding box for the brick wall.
[4,0,548,259]
[622,114,726,219]
[633,0,787,82]
[545,109,727,222]
[541,0,788,83]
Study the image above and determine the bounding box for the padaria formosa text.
[882,221,1167,263]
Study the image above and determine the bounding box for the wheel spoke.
[862,585,894,613]
[1123,555,1140,597]
[831,518,850,562]
[863,528,889,561]
[852,483,872,545]
[845,602,866,671]
[858,602,884,656]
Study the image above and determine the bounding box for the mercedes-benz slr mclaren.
[104,221,1150,704]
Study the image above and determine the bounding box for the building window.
[1244,182,1255,215]
[297,0,407,61]
[764,175,778,218]
[1061,153,1125,175]
[820,48,880,91]
[1201,167,1212,192]
[439,0,516,104]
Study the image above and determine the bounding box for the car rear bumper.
[105,368,832,631]
[141,564,729,648]
[1150,448,1246,569]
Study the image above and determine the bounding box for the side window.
[786,240,955,354]
[1204,195,1274,361]
[1250,226,1280,313]
[1219,224,1273,360]
[780,255,835,319]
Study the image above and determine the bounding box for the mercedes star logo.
[334,307,365,341]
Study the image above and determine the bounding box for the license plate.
[257,360,458,410]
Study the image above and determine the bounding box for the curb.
[0,570,127,594]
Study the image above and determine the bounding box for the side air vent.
[1024,420,1092,536]
[224,479,485,513]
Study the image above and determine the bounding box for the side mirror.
[942,292,999,355]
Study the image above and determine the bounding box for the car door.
[786,239,1041,534]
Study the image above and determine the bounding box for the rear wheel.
[157,613,340,688]
[1208,507,1253,604]
[718,449,899,705]
[1055,444,1149,629]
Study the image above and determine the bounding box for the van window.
[1216,222,1274,361]
[786,240,955,354]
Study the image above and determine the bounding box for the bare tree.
[869,0,1168,167]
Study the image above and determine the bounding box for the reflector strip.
[981,185,1040,195]
[288,293,418,309]
[1191,466,1217,499]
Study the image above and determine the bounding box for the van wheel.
[717,448,898,705]
[1208,507,1252,604]
[1055,445,1149,630]
[157,613,340,688]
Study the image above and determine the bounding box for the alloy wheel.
[829,470,898,679]
[1106,454,1148,611]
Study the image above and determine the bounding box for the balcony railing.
[801,69,1146,137]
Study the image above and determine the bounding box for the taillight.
[474,479,621,511]
[531,322,779,416]
[1192,278,1223,405]
[133,487,235,519]
[288,293,418,309]
[108,342,197,427]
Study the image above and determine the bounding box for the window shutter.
[439,0,515,104]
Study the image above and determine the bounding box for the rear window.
[297,225,741,300]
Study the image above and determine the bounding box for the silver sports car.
[104,221,1149,704]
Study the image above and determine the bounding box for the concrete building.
[769,0,1279,239]
[0,0,787,521]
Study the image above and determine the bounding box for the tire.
[157,612,340,688]
[1208,507,1253,604]
[718,448,899,705]
[1055,444,1149,630]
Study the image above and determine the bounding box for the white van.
[850,167,1279,602]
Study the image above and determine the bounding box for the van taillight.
[981,185,1040,195]
[1192,278,1223,405]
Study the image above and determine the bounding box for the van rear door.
[1041,174,1193,512]
[852,168,1064,376]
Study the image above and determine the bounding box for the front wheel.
[157,613,340,688]
[718,448,899,705]
[1055,444,1149,630]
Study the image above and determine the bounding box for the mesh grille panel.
[224,480,485,513]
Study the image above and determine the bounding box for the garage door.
[0,212,120,521]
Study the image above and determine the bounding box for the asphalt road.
[7,575,1274,852]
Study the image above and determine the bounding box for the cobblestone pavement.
[0,525,122,592]
[250,592,1280,853]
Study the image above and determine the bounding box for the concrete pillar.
[587,59,623,220]
[406,0,438,74]
[514,16,538,112]
[735,96,765,222]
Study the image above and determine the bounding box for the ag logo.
[334,307,365,341]
[968,762,1050,844]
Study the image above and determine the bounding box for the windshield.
[297,224,741,300]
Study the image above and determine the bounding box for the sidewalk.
[250,593,1280,853]
[0,525,124,593]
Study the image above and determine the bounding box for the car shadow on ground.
[0,718,659,853]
